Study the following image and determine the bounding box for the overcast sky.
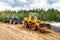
[0,0,60,11]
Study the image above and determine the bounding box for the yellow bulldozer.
[23,13,51,31]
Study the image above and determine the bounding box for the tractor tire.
[24,21,28,28]
[20,21,22,24]
[31,24,37,31]
[13,21,18,24]
[13,21,16,24]
[10,21,13,24]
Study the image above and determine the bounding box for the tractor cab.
[31,13,37,20]
[28,13,41,24]
[28,13,38,22]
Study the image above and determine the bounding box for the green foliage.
[0,8,60,22]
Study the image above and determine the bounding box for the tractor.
[9,14,19,24]
[2,14,22,24]
[9,14,22,24]
[23,13,51,31]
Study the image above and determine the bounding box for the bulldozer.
[23,13,51,31]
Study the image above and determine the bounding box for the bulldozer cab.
[29,13,38,21]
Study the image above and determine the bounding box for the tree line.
[0,8,60,22]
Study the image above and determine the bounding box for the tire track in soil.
[1,23,60,39]
[0,26,22,40]
[0,24,46,40]
[13,24,60,40]
[0,23,60,40]
[0,24,43,40]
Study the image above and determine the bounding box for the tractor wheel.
[24,21,28,28]
[10,21,13,24]
[13,21,17,24]
[20,21,22,24]
[31,24,37,31]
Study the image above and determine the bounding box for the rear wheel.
[13,21,18,24]
[31,24,37,31]
[20,21,22,24]
[10,21,13,24]
[24,21,28,28]
[13,21,16,24]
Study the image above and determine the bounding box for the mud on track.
[0,23,60,40]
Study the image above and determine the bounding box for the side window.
[31,16,34,20]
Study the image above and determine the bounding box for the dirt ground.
[0,22,60,40]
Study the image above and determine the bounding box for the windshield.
[31,15,37,20]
